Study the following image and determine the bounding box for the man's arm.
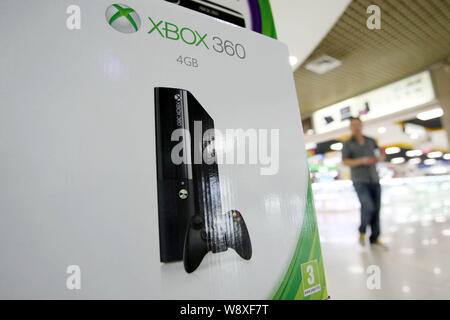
[342,157,376,168]
[375,152,385,163]
[373,139,385,163]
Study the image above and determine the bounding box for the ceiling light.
[385,147,401,155]
[377,127,386,134]
[406,149,423,157]
[444,153,450,160]
[330,142,343,151]
[408,158,421,165]
[410,133,419,140]
[305,55,342,74]
[417,107,444,121]
[391,157,405,164]
[431,166,447,175]
[427,151,443,159]
[305,142,317,150]
[289,56,298,66]
[424,159,436,165]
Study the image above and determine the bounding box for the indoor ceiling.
[270,0,350,69]
[294,0,450,116]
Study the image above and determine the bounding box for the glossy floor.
[316,182,450,300]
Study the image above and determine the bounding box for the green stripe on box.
[272,178,328,300]
[259,0,277,39]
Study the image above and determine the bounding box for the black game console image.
[154,87,252,273]
[165,0,246,28]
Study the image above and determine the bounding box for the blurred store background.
[272,0,450,299]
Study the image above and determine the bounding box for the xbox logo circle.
[179,189,189,200]
[106,4,141,33]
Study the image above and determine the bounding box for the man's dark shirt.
[342,136,380,183]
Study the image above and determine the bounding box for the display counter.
[312,175,450,213]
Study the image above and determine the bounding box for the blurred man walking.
[342,117,386,247]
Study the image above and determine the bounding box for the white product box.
[0,0,325,299]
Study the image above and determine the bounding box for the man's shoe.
[370,238,388,250]
[359,233,366,246]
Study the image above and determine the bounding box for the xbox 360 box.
[0,0,327,299]
[163,0,277,39]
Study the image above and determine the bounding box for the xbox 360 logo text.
[104,4,249,56]
[148,18,209,49]
[106,4,141,33]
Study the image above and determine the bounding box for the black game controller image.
[154,87,252,273]
[184,210,252,273]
